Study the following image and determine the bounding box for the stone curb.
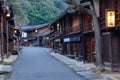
[46,49,110,80]
[3,55,18,65]
[0,55,18,80]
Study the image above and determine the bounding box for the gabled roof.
[21,23,49,31]
[37,29,51,37]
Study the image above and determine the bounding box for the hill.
[8,0,68,26]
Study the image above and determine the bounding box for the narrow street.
[7,47,87,80]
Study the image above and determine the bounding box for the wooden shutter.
[102,32,112,67]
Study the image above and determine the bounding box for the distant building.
[21,23,51,47]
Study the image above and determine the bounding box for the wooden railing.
[54,24,94,36]
[65,25,81,34]
[83,23,93,32]
[72,25,81,33]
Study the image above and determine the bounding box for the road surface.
[7,47,87,80]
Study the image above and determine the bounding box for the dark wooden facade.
[49,7,94,62]
[100,0,120,71]
[0,0,19,60]
[49,0,120,71]
[21,23,50,47]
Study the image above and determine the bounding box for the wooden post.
[80,14,86,63]
[6,18,9,55]
[0,16,4,62]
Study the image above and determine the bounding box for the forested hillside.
[8,0,68,26]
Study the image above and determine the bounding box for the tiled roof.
[37,29,51,36]
[21,23,49,31]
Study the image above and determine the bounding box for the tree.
[8,0,68,26]
[66,0,103,71]
[7,0,29,26]
[22,0,68,25]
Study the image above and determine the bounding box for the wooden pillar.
[6,20,8,54]
[80,14,86,62]
[0,16,4,61]
[3,14,8,54]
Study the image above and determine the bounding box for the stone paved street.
[6,47,87,80]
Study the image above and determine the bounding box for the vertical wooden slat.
[0,16,4,61]
[102,32,112,67]
[111,32,120,71]
[84,34,94,62]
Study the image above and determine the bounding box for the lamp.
[106,10,115,27]
[14,29,17,34]
[35,29,38,32]
[57,23,60,30]
[6,6,11,17]
[46,37,49,40]
[57,23,60,27]
[6,12,10,17]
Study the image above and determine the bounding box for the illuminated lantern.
[106,10,115,27]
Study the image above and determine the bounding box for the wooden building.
[49,7,94,62]
[99,0,120,71]
[0,0,18,60]
[21,23,50,47]
[7,5,21,55]
[21,25,38,46]
[50,0,120,71]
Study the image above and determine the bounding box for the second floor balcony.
[83,23,94,33]
[64,25,81,34]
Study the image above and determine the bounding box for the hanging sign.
[106,10,115,27]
